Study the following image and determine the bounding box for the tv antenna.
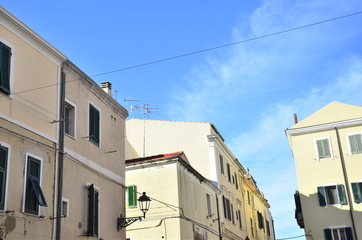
[129,102,160,119]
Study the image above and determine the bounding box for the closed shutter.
[0,42,11,95]
[351,182,362,203]
[337,184,347,205]
[94,191,99,237]
[324,229,332,240]
[89,105,100,145]
[318,186,327,206]
[87,184,98,237]
[222,196,227,219]
[349,134,362,154]
[0,146,7,210]
[128,185,137,207]
[87,184,95,236]
[317,139,331,158]
[345,227,353,240]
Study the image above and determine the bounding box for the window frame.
[127,185,137,208]
[324,227,353,240]
[87,184,100,238]
[351,181,362,204]
[23,153,47,215]
[206,193,212,217]
[62,197,70,217]
[314,137,334,160]
[346,132,362,156]
[318,184,347,206]
[219,155,224,174]
[64,100,76,138]
[0,142,10,211]
[226,163,231,182]
[0,41,12,96]
[88,103,100,146]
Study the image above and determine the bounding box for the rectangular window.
[222,196,231,220]
[318,185,347,206]
[231,203,235,224]
[266,220,270,236]
[206,193,212,217]
[226,163,231,182]
[250,218,254,237]
[324,227,353,240]
[24,155,47,215]
[62,198,69,217]
[348,133,362,155]
[316,138,332,159]
[351,182,362,204]
[64,102,75,137]
[219,155,224,174]
[0,42,11,95]
[127,185,137,208]
[235,173,238,189]
[257,211,264,229]
[87,184,99,238]
[247,190,250,205]
[89,104,100,146]
[237,210,242,229]
[0,145,8,210]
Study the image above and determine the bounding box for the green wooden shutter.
[0,42,11,95]
[351,182,362,203]
[94,191,99,237]
[324,229,332,240]
[0,146,8,210]
[349,134,362,154]
[337,184,347,205]
[345,227,353,240]
[317,139,331,158]
[87,184,95,237]
[318,186,327,206]
[128,185,137,207]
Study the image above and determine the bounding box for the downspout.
[334,128,358,240]
[55,64,66,240]
[215,194,222,240]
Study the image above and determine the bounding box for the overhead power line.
[1,10,361,98]
[90,11,362,78]
[276,235,308,240]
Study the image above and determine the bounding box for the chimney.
[101,82,112,97]
[293,113,298,124]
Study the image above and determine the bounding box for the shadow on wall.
[295,190,361,239]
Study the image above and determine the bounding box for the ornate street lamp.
[117,192,151,231]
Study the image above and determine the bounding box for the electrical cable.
[275,234,308,240]
[89,11,362,78]
[1,11,361,98]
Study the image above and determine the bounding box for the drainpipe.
[334,128,358,240]
[55,65,66,240]
[215,194,222,240]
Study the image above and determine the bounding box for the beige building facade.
[1,6,64,239]
[286,102,362,240]
[126,119,274,240]
[1,7,128,239]
[126,151,221,240]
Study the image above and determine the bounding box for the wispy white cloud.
[166,0,362,237]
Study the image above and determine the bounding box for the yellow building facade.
[243,175,274,240]
[286,102,362,240]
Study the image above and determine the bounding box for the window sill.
[65,133,76,140]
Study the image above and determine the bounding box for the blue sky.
[3,0,362,238]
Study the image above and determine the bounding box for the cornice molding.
[286,118,362,136]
